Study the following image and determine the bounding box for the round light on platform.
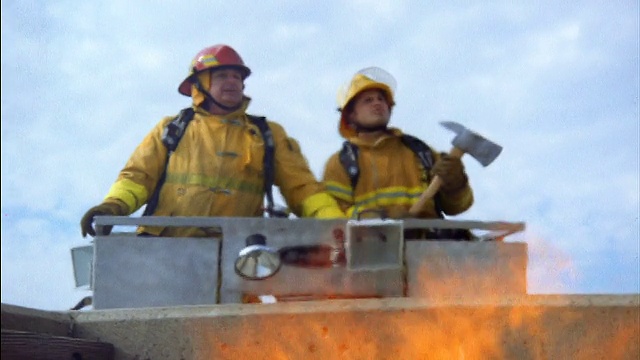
[234,234,282,280]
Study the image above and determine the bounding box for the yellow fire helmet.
[337,67,397,138]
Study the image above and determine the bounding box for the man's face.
[208,68,245,107]
[349,89,391,128]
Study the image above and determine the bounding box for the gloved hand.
[80,201,128,237]
[431,153,468,193]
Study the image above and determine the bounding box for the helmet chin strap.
[353,122,388,133]
[195,80,243,113]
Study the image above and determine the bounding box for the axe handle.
[408,146,465,216]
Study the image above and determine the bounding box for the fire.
[198,295,637,359]
[195,232,638,359]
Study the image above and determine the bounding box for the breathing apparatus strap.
[143,107,195,216]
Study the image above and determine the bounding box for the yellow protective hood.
[190,71,252,111]
[190,71,211,107]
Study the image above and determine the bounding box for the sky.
[1,0,638,311]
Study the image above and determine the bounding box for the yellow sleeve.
[104,116,175,213]
[321,152,356,217]
[269,121,346,218]
[269,121,323,215]
[301,192,346,219]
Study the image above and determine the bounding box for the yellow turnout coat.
[104,100,340,237]
[322,128,473,219]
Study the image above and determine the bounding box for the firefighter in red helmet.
[81,44,345,238]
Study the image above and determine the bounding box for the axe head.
[440,121,502,167]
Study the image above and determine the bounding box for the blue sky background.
[2,1,638,310]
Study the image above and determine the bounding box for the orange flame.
[198,232,638,359]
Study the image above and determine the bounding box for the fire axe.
[408,121,503,216]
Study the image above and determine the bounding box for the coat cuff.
[301,192,347,219]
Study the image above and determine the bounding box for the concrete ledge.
[1,303,72,337]
[64,295,639,360]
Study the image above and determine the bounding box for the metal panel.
[87,216,526,306]
[92,235,220,309]
[346,219,404,271]
[217,218,405,303]
[405,241,528,299]
[71,245,94,288]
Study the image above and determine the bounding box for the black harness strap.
[246,115,276,217]
[400,134,444,218]
[143,107,195,216]
[400,134,434,172]
[338,140,360,190]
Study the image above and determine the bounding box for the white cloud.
[2,1,638,310]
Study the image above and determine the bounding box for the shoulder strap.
[247,115,277,217]
[400,134,434,171]
[143,107,196,216]
[400,134,445,218]
[338,141,360,190]
[161,107,195,152]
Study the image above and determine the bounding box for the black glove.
[431,153,468,193]
[80,201,128,238]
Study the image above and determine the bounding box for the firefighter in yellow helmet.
[81,44,345,238]
[322,67,473,228]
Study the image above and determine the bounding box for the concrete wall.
[3,295,638,359]
[65,295,638,359]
